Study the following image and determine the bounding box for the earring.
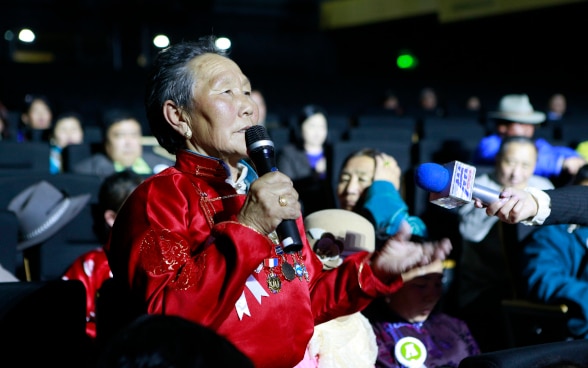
[184,130,192,139]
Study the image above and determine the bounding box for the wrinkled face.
[496,141,537,189]
[187,53,258,163]
[498,122,535,138]
[53,117,84,148]
[337,155,374,211]
[105,119,143,167]
[386,273,443,323]
[301,113,327,147]
[24,99,52,130]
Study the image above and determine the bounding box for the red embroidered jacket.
[62,248,112,339]
[106,149,402,368]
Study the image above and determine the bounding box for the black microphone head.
[245,125,274,152]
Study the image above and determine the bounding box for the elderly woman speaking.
[105,35,452,368]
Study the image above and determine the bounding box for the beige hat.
[304,209,375,260]
[489,94,546,124]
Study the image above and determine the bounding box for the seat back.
[458,339,588,368]
[0,210,18,275]
[0,280,92,366]
[0,141,50,174]
[501,298,572,348]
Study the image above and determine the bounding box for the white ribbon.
[235,274,269,320]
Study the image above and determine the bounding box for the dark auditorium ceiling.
[2,0,588,110]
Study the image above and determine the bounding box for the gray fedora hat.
[8,180,91,251]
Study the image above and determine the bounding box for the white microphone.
[414,161,500,209]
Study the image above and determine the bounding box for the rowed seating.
[0,141,50,175]
[347,125,415,145]
[419,116,487,142]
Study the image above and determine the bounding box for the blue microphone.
[414,161,500,209]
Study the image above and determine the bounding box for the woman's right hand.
[237,171,301,235]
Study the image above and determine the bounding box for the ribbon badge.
[235,274,270,320]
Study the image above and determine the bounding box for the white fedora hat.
[489,94,546,124]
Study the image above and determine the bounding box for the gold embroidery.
[140,229,205,291]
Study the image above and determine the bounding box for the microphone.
[245,125,303,253]
[414,160,500,209]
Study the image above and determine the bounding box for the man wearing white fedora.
[473,94,585,182]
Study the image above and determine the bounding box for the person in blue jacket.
[473,94,585,182]
[336,147,427,245]
[519,164,588,338]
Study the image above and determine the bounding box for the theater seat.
[0,280,93,366]
[458,339,588,368]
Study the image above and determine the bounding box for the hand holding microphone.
[414,161,501,209]
[244,125,303,253]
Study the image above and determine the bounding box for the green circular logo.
[394,336,427,368]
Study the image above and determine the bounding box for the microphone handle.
[276,221,303,253]
[248,145,303,253]
[473,184,500,206]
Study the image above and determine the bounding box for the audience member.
[473,94,585,183]
[416,86,446,120]
[49,111,85,174]
[361,88,406,117]
[251,88,281,129]
[62,170,144,340]
[519,163,588,339]
[545,92,567,122]
[72,108,174,180]
[457,135,554,352]
[381,89,404,115]
[105,36,452,368]
[277,103,335,215]
[364,259,480,368]
[457,94,487,126]
[17,93,53,142]
[297,208,380,367]
[7,180,91,281]
[251,89,268,126]
[95,314,254,368]
[336,148,427,243]
[0,100,13,141]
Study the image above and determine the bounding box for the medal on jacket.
[294,252,309,281]
[264,258,282,293]
[293,260,304,280]
[281,257,296,281]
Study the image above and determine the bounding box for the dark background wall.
[1,0,587,127]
